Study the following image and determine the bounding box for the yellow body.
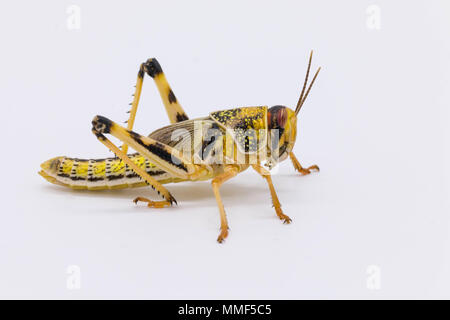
[40,106,274,191]
[39,53,321,242]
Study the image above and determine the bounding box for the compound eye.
[277,108,287,128]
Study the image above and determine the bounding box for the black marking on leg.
[148,142,188,172]
[92,129,107,141]
[128,130,188,172]
[168,89,177,104]
[175,112,189,122]
[138,63,145,78]
[129,130,143,141]
[92,115,112,134]
[144,58,162,78]
[167,194,177,205]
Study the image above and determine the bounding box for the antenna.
[295,51,321,115]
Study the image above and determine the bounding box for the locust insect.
[39,52,321,243]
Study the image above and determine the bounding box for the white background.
[0,0,449,299]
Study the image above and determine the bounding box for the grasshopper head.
[267,106,297,165]
[266,51,321,168]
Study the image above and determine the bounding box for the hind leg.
[122,58,189,154]
[92,124,176,207]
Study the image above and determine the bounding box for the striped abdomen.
[39,153,180,190]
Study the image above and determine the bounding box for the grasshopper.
[39,51,321,242]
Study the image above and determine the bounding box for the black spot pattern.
[168,89,177,104]
[129,131,188,172]
[175,112,189,122]
[144,58,162,78]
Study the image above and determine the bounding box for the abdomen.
[39,153,179,190]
